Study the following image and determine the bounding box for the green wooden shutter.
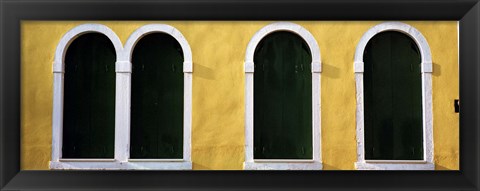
[363,31,423,160]
[130,33,184,159]
[63,33,116,158]
[253,32,313,159]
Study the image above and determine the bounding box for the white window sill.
[244,160,322,170]
[355,161,434,170]
[50,160,192,170]
[128,159,184,162]
[58,158,116,162]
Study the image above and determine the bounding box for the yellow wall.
[21,21,459,170]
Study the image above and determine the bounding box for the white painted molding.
[116,61,132,73]
[53,24,124,73]
[128,159,184,162]
[363,160,427,163]
[354,61,364,73]
[51,23,192,170]
[50,161,192,170]
[51,24,124,168]
[244,161,323,170]
[123,24,193,73]
[244,22,321,73]
[312,61,322,73]
[353,22,434,170]
[354,162,434,170]
[244,22,322,170]
[244,61,254,73]
[52,62,64,73]
[115,71,131,162]
[353,22,433,73]
[59,159,116,162]
[123,24,193,167]
[183,61,193,73]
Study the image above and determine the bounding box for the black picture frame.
[1,0,479,190]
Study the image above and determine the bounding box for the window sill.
[243,161,322,170]
[355,161,434,170]
[58,158,116,162]
[49,161,192,170]
[128,159,184,162]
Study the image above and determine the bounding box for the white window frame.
[243,22,322,170]
[354,22,434,170]
[50,24,192,170]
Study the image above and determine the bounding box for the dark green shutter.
[62,33,116,158]
[253,32,313,159]
[363,31,423,160]
[130,33,184,159]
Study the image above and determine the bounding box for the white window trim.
[353,22,434,170]
[243,22,322,170]
[121,24,192,170]
[50,24,192,170]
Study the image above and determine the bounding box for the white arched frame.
[243,22,322,170]
[50,24,123,169]
[50,23,192,170]
[121,24,192,169]
[353,22,434,170]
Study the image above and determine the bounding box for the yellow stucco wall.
[21,21,459,170]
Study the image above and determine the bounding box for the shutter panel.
[63,33,116,158]
[364,32,423,160]
[253,32,312,159]
[130,33,184,159]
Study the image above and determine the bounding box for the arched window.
[254,32,312,160]
[364,31,423,160]
[130,33,184,159]
[50,24,124,169]
[122,24,192,169]
[244,22,322,170]
[62,33,116,159]
[354,22,434,170]
[50,24,192,170]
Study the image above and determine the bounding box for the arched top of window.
[354,22,432,74]
[244,22,321,73]
[53,24,123,73]
[62,32,116,159]
[354,22,434,170]
[244,22,322,170]
[254,31,312,61]
[129,32,185,160]
[51,23,192,169]
[123,24,193,73]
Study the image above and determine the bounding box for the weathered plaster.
[21,21,459,170]
[49,23,193,170]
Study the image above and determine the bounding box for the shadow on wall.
[434,164,454,170]
[321,62,341,79]
[192,162,213,170]
[194,63,215,80]
[321,163,343,170]
[433,62,442,76]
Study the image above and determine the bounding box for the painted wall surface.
[21,21,459,170]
